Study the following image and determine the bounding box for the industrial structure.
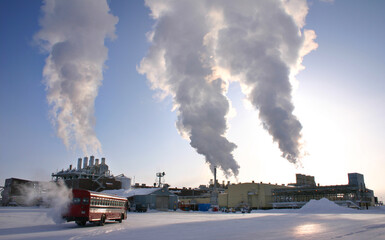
[104,185,178,211]
[172,181,287,210]
[52,156,131,192]
[272,173,375,209]
[173,172,377,211]
[219,182,288,210]
[128,186,178,211]
[210,166,219,209]
[2,157,378,211]
[155,172,166,188]
[1,178,42,206]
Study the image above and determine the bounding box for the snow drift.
[299,198,358,214]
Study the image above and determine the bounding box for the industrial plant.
[1,156,131,206]
[272,173,375,209]
[0,157,381,211]
[51,156,131,192]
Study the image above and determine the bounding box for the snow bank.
[299,198,358,214]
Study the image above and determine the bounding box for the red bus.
[63,189,128,226]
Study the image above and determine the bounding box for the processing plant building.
[173,172,377,211]
[272,173,375,209]
[52,156,131,192]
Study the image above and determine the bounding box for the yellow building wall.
[218,193,228,207]
[221,183,288,209]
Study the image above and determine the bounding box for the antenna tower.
[156,172,166,187]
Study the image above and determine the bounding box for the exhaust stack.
[83,157,88,168]
[77,158,82,170]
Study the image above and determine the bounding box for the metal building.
[128,186,178,211]
[105,186,178,211]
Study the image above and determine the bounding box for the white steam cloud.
[139,1,239,177]
[139,0,317,175]
[21,181,72,224]
[35,0,118,154]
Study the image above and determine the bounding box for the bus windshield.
[82,198,89,205]
[72,197,81,204]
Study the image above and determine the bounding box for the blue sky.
[1,0,385,200]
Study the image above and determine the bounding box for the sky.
[1,0,385,200]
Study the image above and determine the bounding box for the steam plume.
[22,181,72,224]
[139,1,239,177]
[140,0,317,173]
[35,0,118,154]
[214,0,318,163]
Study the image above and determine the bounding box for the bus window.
[82,198,89,205]
[73,198,81,204]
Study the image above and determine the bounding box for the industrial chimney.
[101,157,106,165]
[95,158,99,166]
[83,156,88,168]
[89,155,94,167]
[77,158,82,170]
[210,166,219,208]
[214,166,217,190]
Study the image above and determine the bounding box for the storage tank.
[116,176,131,190]
[97,157,108,175]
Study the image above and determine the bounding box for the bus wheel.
[118,214,123,223]
[99,215,106,226]
[76,220,86,226]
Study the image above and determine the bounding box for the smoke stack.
[83,157,88,168]
[214,166,217,190]
[89,156,94,167]
[69,164,72,170]
[77,158,82,170]
[95,158,99,166]
[101,157,105,165]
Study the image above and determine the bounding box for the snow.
[102,188,161,198]
[299,198,358,214]
[1,201,385,240]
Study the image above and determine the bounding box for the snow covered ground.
[1,199,385,240]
